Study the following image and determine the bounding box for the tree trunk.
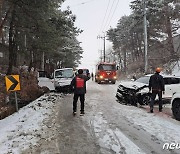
[0,3,12,39]
[137,32,143,58]
[165,5,175,57]
[28,50,34,72]
[130,32,136,62]
[0,0,4,38]
[7,5,16,75]
[117,48,123,71]
[123,49,127,74]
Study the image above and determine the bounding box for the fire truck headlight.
[113,76,117,79]
[100,75,103,79]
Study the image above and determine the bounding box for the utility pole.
[97,33,106,62]
[143,0,148,74]
[98,49,103,62]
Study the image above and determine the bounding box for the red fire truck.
[95,62,117,84]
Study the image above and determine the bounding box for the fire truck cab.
[95,62,117,84]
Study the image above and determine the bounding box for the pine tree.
[3,0,83,74]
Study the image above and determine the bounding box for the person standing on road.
[91,72,94,81]
[71,69,90,116]
[149,67,165,113]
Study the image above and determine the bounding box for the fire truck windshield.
[98,64,116,71]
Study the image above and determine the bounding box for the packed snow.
[0,87,180,153]
[38,77,55,91]
[0,62,180,153]
[0,93,59,153]
[92,112,145,154]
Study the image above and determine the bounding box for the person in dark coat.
[71,69,90,115]
[149,67,165,113]
[91,72,94,81]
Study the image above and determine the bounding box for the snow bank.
[0,93,59,154]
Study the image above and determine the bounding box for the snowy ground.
[2,58,180,153]
[0,93,61,153]
[0,80,180,153]
[38,77,55,91]
[84,82,180,154]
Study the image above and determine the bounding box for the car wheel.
[140,94,151,105]
[112,81,116,84]
[55,87,61,92]
[172,99,180,121]
[116,94,126,105]
[97,80,101,84]
[55,87,58,92]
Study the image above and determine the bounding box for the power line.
[97,34,107,62]
[106,0,120,31]
[102,0,117,32]
[99,0,111,34]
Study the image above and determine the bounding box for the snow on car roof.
[54,68,73,71]
[145,74,180,78]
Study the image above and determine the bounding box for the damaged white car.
[54,68,75,92]
[116,74,180,106]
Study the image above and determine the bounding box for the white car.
[171,93,180,121]
[53,68,75,92]
[116,74,180,105]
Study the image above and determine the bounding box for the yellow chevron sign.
[5,75,20,91]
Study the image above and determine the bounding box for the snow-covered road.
[0,80,180,154]
[84,81,180,154]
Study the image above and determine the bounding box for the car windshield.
[83,69,89,75]
[98,64,116,71]
[135,76,150,84]
[55,69,74,78]
[38,71,47,77]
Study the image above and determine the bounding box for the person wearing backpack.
[149,67,165,113]
[71,69,90,116]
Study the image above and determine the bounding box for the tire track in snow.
[87,112,145,154]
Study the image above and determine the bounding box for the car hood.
[119,81,147,89]
[38,77,51,81]
[54,78,73,86]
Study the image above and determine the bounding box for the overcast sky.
[62,0,132,72]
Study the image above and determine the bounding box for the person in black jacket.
[71,69,90,116]
[149,67,165,113]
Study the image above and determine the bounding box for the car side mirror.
[131,76,136,81]
[48,75,53,79]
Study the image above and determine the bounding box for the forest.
[0,0,83,75]
[107,0,180,75]
[0,0,84,117]
[0,0,179,119]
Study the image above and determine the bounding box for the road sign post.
[14,92,18,111]
[5,75,21,111]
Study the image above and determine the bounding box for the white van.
[54,68,75,92]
